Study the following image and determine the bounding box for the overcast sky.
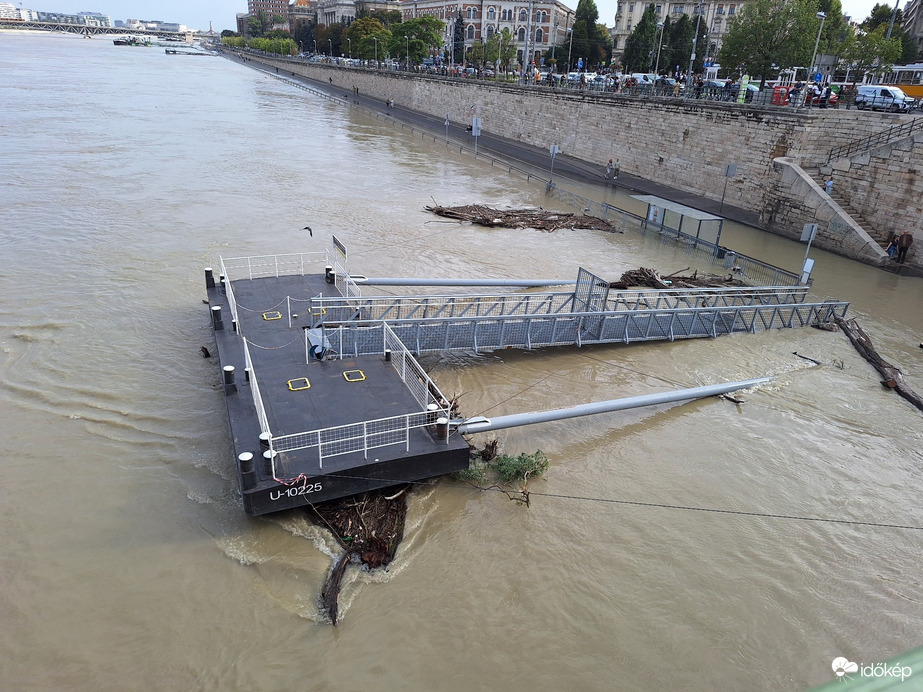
[30,0,888,34]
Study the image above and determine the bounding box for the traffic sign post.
[549,144,560,183]
[719,163,736,213]
[800,222,818,283]
[471,116,481,156]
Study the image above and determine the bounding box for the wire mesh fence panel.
[382,323,450,410]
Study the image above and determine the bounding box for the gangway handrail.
[309,285,811,326]
[322,299,849,355]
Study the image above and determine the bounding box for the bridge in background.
[0,19,200,41]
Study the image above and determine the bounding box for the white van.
[855,85,915,112]
[631,73,658,86]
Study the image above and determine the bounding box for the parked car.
[855,85,915,112]
[803,85,839,107]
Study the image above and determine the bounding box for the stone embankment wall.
[250,53,917,265]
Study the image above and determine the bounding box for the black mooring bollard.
[262,449,277,475]
[223,365,237,394]
[238,452,256,489]
[325,265,334,284]
[211,305,224,331]
[205,267,215,289]
[435,417,448,440]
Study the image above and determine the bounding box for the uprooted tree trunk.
[835,316,923,412]
[307,487,409,625]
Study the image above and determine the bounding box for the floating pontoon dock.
[205,245,849,516]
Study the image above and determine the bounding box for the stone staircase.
[804,167,892,250]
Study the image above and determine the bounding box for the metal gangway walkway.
[308,269,850,357]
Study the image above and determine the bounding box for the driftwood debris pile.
[425,204,616,232]
[306,487,409,625]
[611,267,750,289]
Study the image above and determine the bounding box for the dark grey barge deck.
[205,253,469,516]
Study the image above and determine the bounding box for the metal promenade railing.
[310,286,810,327]
[828,117,923,162]
[322,300,849,356]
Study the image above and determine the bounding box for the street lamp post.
[653,21,664,77]
[809,12,827,84]
[687,3,703,87]
[373,36,378,66]
[328,38,332,57]
[567,27,573,75]
[347,37,351,58]
[405,35,409,69]
[313,39,317,54]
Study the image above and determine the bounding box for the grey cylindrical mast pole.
[456,378,771,434]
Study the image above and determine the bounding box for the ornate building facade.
[398,0,574,67]
[609,1,747,69]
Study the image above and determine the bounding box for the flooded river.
[1,32,921,691]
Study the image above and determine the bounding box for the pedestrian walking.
[605,159,613,179]
[886,235,899,260]
[613,158,620,180]
[824,178,833,195]
[897,230,914,264]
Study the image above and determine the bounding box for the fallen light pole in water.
[455,378,772,434]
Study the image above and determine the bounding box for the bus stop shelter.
[631,195,724,249]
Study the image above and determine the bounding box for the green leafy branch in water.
[454,440,549,506]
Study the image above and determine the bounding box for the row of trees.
[716,0,914,85]
[230,0,614,72]
[226,0,917,81]
[622,9,709,74]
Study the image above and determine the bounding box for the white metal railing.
[382,322,452,411]
[218,256,240,326]
[266,323,452,468]
[322,300,850,355]
[243,338,270,435]
[334,260,361,298]
[271,409,445,468]
[309,286,810,326]
[220,252,327,282]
